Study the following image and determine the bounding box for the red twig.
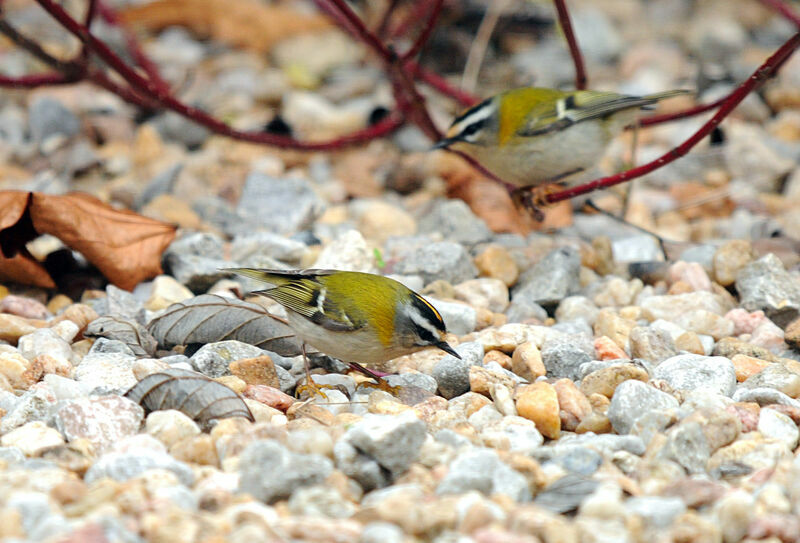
[400,0,442,61]
[639,96,727,127]
[0,72,71,87]
[96,0,171,95]
[376,0,401,38]
[758,0,800,26]
[546,31,800,204]
[552,0,587,90]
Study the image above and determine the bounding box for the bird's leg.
[511,168,584,221]
[294,343,329,400]
[347,361,401,395]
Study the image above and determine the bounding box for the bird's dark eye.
[462,120,484,138]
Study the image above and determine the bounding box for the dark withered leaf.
[85,316,158,357]
[146,294,302,356]
[534,473,599,513]
[125,368,254,430]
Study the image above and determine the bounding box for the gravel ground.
[1,0,800,541]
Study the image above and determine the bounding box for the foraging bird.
[227,268,460,393]
[435,87,689,191]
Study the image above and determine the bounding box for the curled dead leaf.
[125,368,254,430]
[0,191,176,290]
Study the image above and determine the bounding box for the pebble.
[238,439,332,502]
[145,410,202,448]
[741,363,800,397]
[29,96,80,147]
[418,199,492,245]
[313,230,376,273]
[712,239,754,286]
[84,448,194,486]
[652,354,737,397]
[236,172,324,236]
[607,380,679,434]
[436,448,531,502]
[540,336,593,381]
[513,247,581,308]
[555,296,600,326]
[510,342,545,382]
[516,382,561,440]
[190,340,266,377]
[394,242,478,285]
[356,201,417,245]
[144,275,194,311]
[629,326,678,363]
[73,351,138,394]
[427,298,477,336]
[736,253,800,328]
[433,341,483,399]
[454,279,509,313]
[229,355,280,388]
[758,407,800,449]
[475,245,519,287]
[53,395,144,454]
[0,421,65,456]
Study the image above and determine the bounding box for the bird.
[434,87,689,205]
[227,268,461,396]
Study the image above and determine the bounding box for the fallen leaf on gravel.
[119,0,331,53]
[0,191,176,290]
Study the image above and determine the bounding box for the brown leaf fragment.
[28,192,176,290]
[84,316,158,357]
[0,191,176,290]
[125,368,254,430]
[119,0,332,53]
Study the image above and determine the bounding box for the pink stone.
[726,308,769,335]
[667,261,711,292]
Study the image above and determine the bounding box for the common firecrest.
[435,87,689,189]
[228,268,461,391]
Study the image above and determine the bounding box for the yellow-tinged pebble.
[46,294,73,314]
[731,354,770,382]
[511,342,545,382]
[516,382,560,439]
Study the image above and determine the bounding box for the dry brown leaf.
[119,0,332,53]
[0,191,177,291]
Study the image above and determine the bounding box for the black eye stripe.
[411,295,446,332]
[462,119,485,136]
[452,99,492,126]
[415,325,438,344]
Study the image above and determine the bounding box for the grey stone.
[341,412,426,476]
[239,439,332,503]
[53,396,144,455]
[154,110,210,148]
[505,297,549,323]
[629,326,679,364]
[88,337,137,357]
[555,296,600,326]
[607,380,679,434]
[275,365,297,394]
[7,491,55,538]
[437,448,531,501]
[427,298,477,336]
[134,163,182,210]
[570,7,623,62]
[74,351,138,394]
[166,232,225,259]
[29,97,80,145]
[85,449,194,486]
[550,446,602,475]
[541,335,593,381]
[513,247,581,307]
[652,354,737,397]
[418,199,492,244]
[736,253,800,327]
[733,387,800,408]
[626,496,687,528]
[105,284,147,324]
[237,172,324,235]
[659,420,713,474]
[334,440,388,491]
[432,341,484,399]
[190,340,265,377]
[288,485,355,518]
[192,197,251,237]
[0,387,57,433]
[468,405,503,431]
[231,232,307,264]
[534,434,646,460]
[394,241,478,285]
[611,235,665,263]
[383,372,437,394]
[164,254,231,293]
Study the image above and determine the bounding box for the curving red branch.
[552,0,587,90]
[546,31,800,204]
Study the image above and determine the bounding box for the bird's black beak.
[436,341,461,359]
[431,137,454,151]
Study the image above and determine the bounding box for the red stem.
[96,0,171,95]
[400,0,442,61]
[546,31,800,203]
[552,0,587,90]
[758,0,800,26]
[0,72,72,87]
[639,96,727,127]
